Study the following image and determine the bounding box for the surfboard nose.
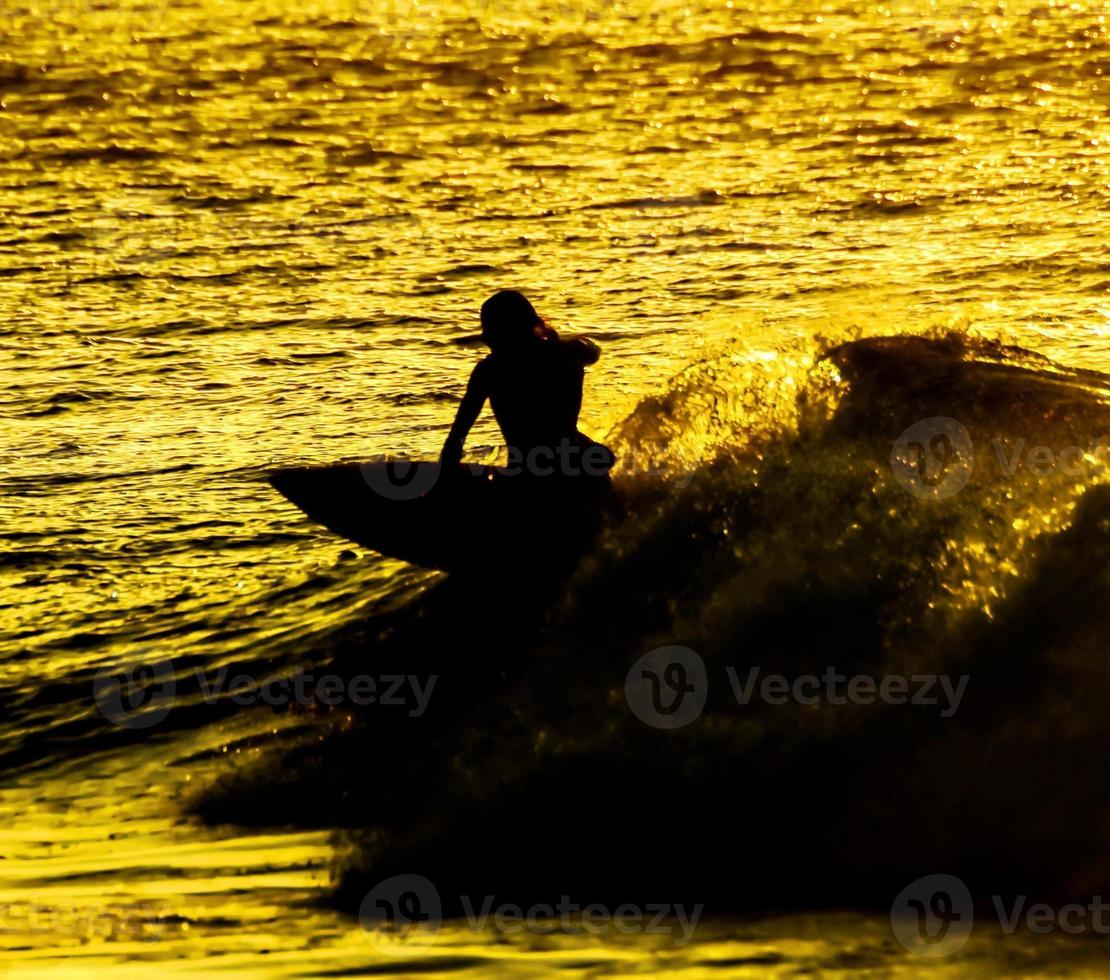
[268,469,296,495]
[269,467,317,508]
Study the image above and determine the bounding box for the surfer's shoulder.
[467,356,494,389]
[560,336,600,366]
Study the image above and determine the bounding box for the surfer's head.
[480,290,551,351]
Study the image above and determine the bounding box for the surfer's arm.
[565,337,600,366]
[440,362,489,464]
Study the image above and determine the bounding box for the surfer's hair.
[480,290,552,348]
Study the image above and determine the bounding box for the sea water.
[2,0,1109,974]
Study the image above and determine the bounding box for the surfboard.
[269,460,613,575]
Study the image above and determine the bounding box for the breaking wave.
[193,330,1110,915]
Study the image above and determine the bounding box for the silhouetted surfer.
[440,290,615,485]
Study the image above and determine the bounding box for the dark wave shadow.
[190,333,1110,917]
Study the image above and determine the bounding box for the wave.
[179,331,1110,910]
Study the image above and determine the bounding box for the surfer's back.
[440,291,611,474]
[482,337,599,454]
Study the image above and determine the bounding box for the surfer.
[440,290,615,482]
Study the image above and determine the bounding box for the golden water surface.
[2,0,1109,974]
